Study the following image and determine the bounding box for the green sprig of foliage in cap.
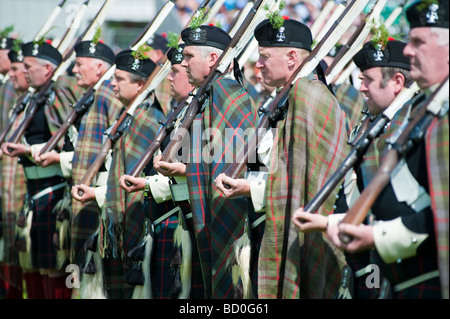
[92,25,102,44]
[0,25,14,39]
[132,44,152,61]
[370,22,403,50]
[167,32,180,50]
[189,7,210,30]
[12,38,23,53]
[266,0,287,30]
[33,26,58,46]
[417,0,439,11]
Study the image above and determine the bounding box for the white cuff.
[59,151,74,178]
[29,142,47,156]
[373,217,428,264]
[148,174,172,204]
[328,213,346,227]
[249,178,266,213]
[95,185,107,210]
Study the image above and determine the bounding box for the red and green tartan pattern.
[185,77,259,299]
[0,80,17,199]
[1,102,26,265]
[258,77,350,299]
[48,75,84,148]
[426,112,449,299]
[335,82,368,130]
[104,100,166,295]
[155,78,173,117]
[70,80,123,266]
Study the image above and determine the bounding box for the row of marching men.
[0,0,448,299]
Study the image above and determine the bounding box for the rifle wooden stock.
[224,0,367,181]
[77,61,166,195]
[79,0,216,192]
[124,99,190,185]
[8,0,114,148]
[7,81,53,149]
[324,14,366,76]
[0,92,32,146]
[160,0,270,163]
[79,138,113,193]
[40,0,173,156]
[39,87,95,155]
[302,81,419,214]
[339,77,449,243]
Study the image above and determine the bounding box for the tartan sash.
[425,104,449,299]
[70,80,123,265]
[185,77,259,298]
[258,77,350,299]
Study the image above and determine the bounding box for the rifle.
[298,81,420,216]
[310,0,337,38]
[78,0,216,192]
[0,90,34,146]
[34,0,68,41]
[159,0,277,164]
[314,0,348,43]
[121,0,254,185]
[77,57,174,196]
[54,0,91,54]
[223,0,370,182]
[5,0,115,151]
[0,0,69,143]
[39,0,177,155]
[331,0,408,86]
[339,77,449,244]
[325,0,388,83]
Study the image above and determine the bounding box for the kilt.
[27,176,67,269]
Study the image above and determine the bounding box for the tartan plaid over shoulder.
[258,77,350,299]
[425,104,449,299]
[105,100,166,258]
[0,79,16,131]
[48,75,84,143]
[1,95,27,265]
[185,76,259,298]
[335,82,367,130]
[1,87,26,266]
[70,80,123,265]
[0,80,17,199]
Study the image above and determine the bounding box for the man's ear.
[44,63,54,78]
[287,49,298,67]
[209,52,219,68]
[393,73,405,95]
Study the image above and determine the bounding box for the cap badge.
[426,4,439,24]
[89,42,97,54]
[17,50,24,62]
[276,27,286,43]
[192,28,202,41]
[32,43,39,56]
[373,44,384,62]
[131,59,140,71]
[175,48,183,62]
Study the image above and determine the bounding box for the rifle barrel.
[339,77,449,243]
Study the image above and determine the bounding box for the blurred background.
[0,0,413,52]
[0,0,416,94]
